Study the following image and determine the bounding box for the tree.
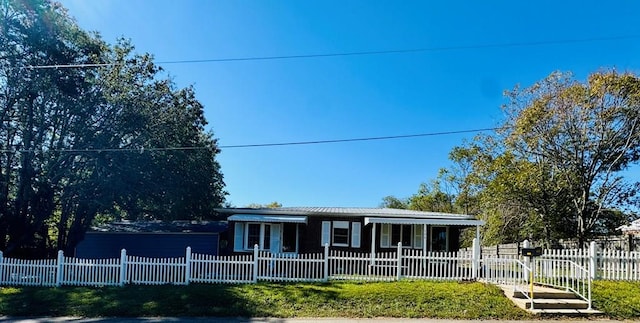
[0,0,226,256]
[502,71,640,244]
[245,202,283,208]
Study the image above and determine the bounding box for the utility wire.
[219,127,502,148]
[25,34,640,69]
[0,126,505,153]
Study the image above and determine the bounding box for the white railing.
[534,258,591,309]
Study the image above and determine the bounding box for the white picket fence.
[0,242,480,287]
[1,240,639,288]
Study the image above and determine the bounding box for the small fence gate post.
[119,249,127,287]
[397,242,402,281]
[589,241,598,279]
[185,247,192,285]
[522,240,530,283]
[323,243,329,282]
[56,250,64,287]
[472,238,480,280]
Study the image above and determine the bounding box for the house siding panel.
[75,232,219,258]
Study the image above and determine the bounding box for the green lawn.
[1,280,639,319]
[592,280,640,319]
[0,281,530,319]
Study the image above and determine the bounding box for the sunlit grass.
[592,281,640,319]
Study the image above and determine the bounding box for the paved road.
[0,318,627,323]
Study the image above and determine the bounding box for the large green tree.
[444,71,640,246]
[0,0,226,256]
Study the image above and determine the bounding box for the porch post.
[370,222,377,265]
[423,224,427,254]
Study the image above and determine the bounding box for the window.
[332,221,349,246]
[234,222,273,251]
[380,224,424,249]
[431,226,448,252]
[321,221,361,248]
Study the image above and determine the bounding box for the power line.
[25,34,640,69]
[0,127,504,153]
[218,127,503,148]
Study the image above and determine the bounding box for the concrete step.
[498,284,603,315]
[510,286,577,299]
[512,298,590,310]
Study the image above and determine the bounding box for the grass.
[0,281,531,319]
[2,280,639,319]
[592,280,640,319]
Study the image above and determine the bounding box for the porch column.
[422,224,427,254]
[370,222,377,265]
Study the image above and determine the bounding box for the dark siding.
[75,232,219,258]
[302,216,368,253]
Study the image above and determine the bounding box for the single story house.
[75,220,228,258]
[216,207,484,255]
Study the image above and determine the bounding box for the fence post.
[253,244,259,283]
[397,242,402,281]
[589,241,597,279]
[522,240,530,282]
[323,243,329,282]
[185,246,192,285]
[0,251,4,285]
[472,238,480,279]
[119,249,127,287]
[56,250,64,287]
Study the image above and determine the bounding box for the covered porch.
[365,217,484,255]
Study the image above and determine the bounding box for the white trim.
[365,217,484,226]
[332,221,350,247]
[228,214,308,223]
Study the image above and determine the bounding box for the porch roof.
[228,214,308,224]
[364,217,485,226]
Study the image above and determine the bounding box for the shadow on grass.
[0,283,342,318]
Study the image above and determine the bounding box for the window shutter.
[321,221,331,246]
[413,224,423,249]
[351,222,361,248]
[380,224,390,248]
[234,222,245,252]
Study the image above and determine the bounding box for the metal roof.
[228,214,308,224]
[365,217,485,226]
[89,220,228,233]
[216,207,479,221]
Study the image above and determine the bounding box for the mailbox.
[521,247,542,257]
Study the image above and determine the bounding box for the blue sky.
[59,0,640,208]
